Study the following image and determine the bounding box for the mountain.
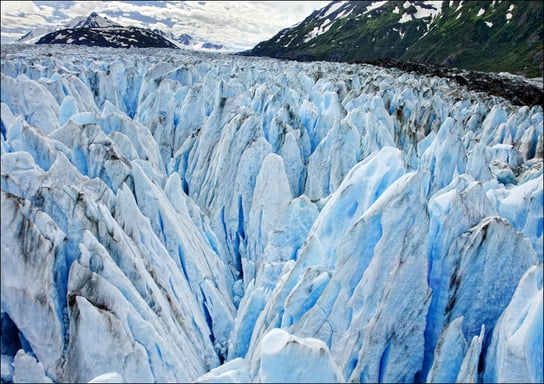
[36,26,179,49]
[151,28,225,52]
[34,12,178,49]
[1,44,542,383]
[202,42,224,50]
[175,33,194,46]
[16,12,120,44]
[15,27,58,44]
[22,12,224,51]
[68,11,121,29]
[246,0,544,78]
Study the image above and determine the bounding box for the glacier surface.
[1,44,542,383]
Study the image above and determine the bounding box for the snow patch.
[400,1,442,23]
[337,8,354,19]
[321,2,344,19]
[456,1,464,12]
[413,1,443,20]
[399,13,412,23]
[364,1,388,14]
[303,19,335,43]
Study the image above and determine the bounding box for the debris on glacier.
[1,44,542,383]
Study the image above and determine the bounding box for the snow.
[12,350,53,383]
[399,13,413,23]
[303,17,336,43]
[69,12,120,29]
[1,44,542,383]
[258,328,344,383]
[456,1,464,12]
[399,2,442,24]
[363,1,388,14]
[194,357,250,383]
[321,2,344,19]
[198,328,344,383]
[88,372,125,383]
[413,1,443,19]
[282,35,297,48]
[336,8,354,20]
[15,27,57,44]
[303,26,320,43]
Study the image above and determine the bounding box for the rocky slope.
[245,0,543,78]
[36,26,179,49]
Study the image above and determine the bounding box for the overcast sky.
[0,1,331,49]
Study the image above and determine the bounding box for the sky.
[0,1,331,49]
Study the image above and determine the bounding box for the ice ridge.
[1,44,542,383]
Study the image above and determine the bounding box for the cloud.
[37,4,56,18]
[1,1,41,17]
[148,21,169,31]
[60,1,104,17]
[1,0,332,48]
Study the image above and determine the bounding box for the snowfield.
[1,44,542,383]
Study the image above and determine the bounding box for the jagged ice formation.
[1,44,542,383]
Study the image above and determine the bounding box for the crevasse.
[1,45,542,383]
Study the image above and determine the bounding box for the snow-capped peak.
[68,12,121,29]
[15,12,120,44]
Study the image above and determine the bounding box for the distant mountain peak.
[35,13,179,49]
[16,10,228,52]
[15,11,120,44]
[69,11,121,29]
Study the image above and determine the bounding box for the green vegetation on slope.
[403,1,543,77]
[247,1,543,78]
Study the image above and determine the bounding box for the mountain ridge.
[36,26,179,49]
[34,12,178,49]
[20,11,225,51]
[16,11,121,44]
[245,0,543,78]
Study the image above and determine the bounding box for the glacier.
[1,44,542,383]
